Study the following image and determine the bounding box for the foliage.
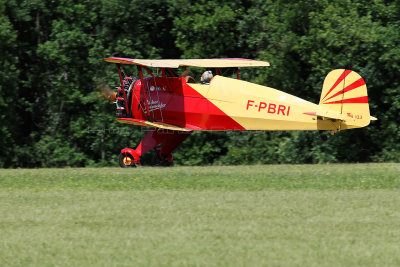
[0,0,399,167]
[0,0,18,167]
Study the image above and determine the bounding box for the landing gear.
[119,153,136,168]
[152,147,173,167]
[118,130,192,168]
[118,150,173,167]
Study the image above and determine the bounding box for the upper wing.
[105,57,270,68]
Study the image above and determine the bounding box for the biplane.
[104,57,376,167]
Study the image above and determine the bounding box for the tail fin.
[319,69,375,128]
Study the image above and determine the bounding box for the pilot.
[201,70,213,84]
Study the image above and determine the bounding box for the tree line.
[0,0,399,167]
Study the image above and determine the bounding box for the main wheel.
[119,153,136,168]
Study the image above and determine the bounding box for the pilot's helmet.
[201,71,213,83]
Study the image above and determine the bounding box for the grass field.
[1,164,400,266]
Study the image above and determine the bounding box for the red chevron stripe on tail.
[324,96,368,104]
[322,69,352,101]
[323,77,366,102]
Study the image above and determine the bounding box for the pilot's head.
[201,71,213,84]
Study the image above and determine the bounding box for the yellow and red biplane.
[104,57,376,167]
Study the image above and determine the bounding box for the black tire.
[152,151,173,167]
[151,153,161,166]
[119,153,136,168]
[151,149,174,167]
[151,154,174,167]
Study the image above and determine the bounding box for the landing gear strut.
[119,129,192,168]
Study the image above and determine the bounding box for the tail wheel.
[119,153,136,168]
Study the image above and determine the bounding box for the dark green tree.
[0,0,19,167]
[1,0,399,167]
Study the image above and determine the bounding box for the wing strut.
[137,65,152,121]
[117,64,130,114]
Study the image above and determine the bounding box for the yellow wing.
[117,118,192,132]
[105,57,270,68]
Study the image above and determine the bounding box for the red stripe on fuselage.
[137,77,245,130]
[181,82,246,130]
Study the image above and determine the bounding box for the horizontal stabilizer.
[117,118,192,132]
[303,110,347,121]
[304,111,378,122]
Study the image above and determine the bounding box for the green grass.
[1,164,400,266]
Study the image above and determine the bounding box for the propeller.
[98,82,117,102]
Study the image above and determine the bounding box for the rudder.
[319,69,372,128]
